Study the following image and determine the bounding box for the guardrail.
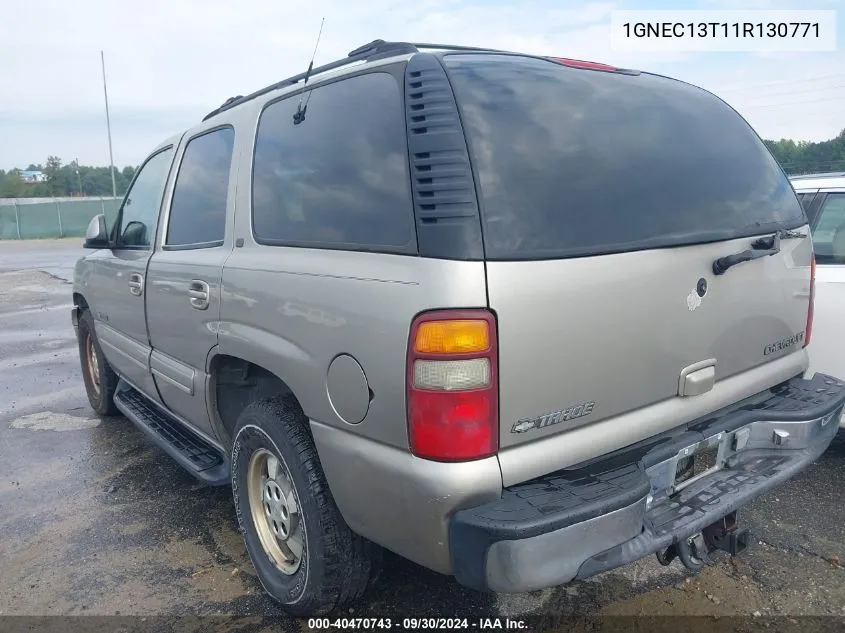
[0,197,122,240]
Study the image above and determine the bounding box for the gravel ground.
[0,240,843,632]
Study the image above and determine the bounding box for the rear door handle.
[128,273,144,296]
[188,280,210,310]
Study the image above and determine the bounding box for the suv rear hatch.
[442,54,812,467]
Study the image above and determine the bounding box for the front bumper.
[450,372,845,593]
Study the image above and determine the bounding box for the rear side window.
[252,72,413,251]
[166,127,235,247]
[443,54,804,260]
[812,193,845,264]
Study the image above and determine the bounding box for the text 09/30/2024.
[307,618,528,630]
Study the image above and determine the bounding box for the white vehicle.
[791,172,845,427]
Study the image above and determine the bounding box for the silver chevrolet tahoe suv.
[71,40,845,616]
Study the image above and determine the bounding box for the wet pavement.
[0,239,843,628]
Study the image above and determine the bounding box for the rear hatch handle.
[712,229,806,276]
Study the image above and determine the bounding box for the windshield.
[443,54,805,260]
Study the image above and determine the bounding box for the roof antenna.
[293,17,325,125]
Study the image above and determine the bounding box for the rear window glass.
[443,54,805,260]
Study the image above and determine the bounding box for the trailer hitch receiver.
[704,511,752,557]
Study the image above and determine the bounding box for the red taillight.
[407,310,498,462]
[805,255,816,347]
[548,57,618,71]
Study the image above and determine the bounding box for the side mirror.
[83,214,110,249]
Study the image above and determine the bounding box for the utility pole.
[75,157,83,196]
[101,50,117,198]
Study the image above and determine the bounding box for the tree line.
[764,128,845,176]
[0,156,136,199]
[2,129,843,200]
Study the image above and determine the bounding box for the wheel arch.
[73,292,89,309]
[207,351,304,450]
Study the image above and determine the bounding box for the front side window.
[166,127,235,247]
[252,72,413,251]
[812,193,845,264]
[117,147,174,248]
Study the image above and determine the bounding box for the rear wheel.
[77,309,119,416]
[231,396,381,616]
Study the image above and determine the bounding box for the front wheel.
[77,309,119,416]
[231,396,381,617]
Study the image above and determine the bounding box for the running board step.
[114,381,229,485]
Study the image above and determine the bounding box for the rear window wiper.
[712,229,806,276]
[749,228,806,250]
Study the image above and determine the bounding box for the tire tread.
[78,309,120,417]
[233,396,381,616]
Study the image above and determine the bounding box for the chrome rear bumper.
[450,372,845,593]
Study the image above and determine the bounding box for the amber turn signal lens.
[414,320,490,354]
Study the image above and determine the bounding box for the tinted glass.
[167,127,235,246]
[796,192,815,212]
[444,54,804,260]
[252,72,413,249]
[812,193,845,264]
[118,147,174,248]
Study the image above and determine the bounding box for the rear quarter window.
[251,71,414,252]
[443,54,805,260]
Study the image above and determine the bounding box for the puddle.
[10,411,100,431]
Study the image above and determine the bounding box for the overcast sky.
[1,0,843,170]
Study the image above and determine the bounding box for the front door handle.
[128,273,144,296]
[188,280,210,310]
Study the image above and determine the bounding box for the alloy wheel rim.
[247,447,303,575]
[86,333,101,396]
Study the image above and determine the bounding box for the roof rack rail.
[405,42,508,53]
[201,39,505,121]
[202,40,415,121]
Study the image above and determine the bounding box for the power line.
[730,82,845,100]
[742,94,845,109]
[714,72,845,93]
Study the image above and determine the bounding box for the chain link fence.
[0,197,122,240]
